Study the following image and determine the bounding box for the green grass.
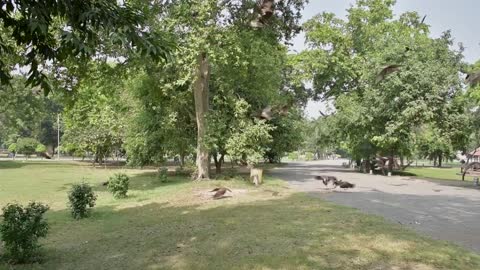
[405,167,474,182]
[1,161,480,269]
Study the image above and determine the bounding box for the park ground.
[271,160,480,252]
[1,161,480,269]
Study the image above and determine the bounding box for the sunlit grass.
[0,161,479,269]
[406,167,475,182]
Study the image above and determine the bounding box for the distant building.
[469,148,480,162]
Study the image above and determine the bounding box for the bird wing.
[467,72,480,86]
[260,106,273,120]
[210,188,221,192]
[376,65,402,82]
[213,189,226,198]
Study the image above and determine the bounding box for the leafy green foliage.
[16,137,40,157]
[0,202,49,264]
[35,144,47,154]
[226,100,274,166]
[288,151,299,161]
[0,76,62,151]
[264,112,303,163]
[107,174,129,198]
[7,143,16,154]
[158,167,168,183]
[0,0,172,92]
[298,0,468,164]
[62,63,127,164]
[67,183,97,219]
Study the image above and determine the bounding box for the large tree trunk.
[180,153,185,168]
[194,52,210,180]
[438,152,443,168]
[388,155,394,173]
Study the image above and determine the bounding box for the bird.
[332,180,355,189]
[314,175,328,186]
[315,175,338,187]
[338,181,355,189]
[376,64,402,82]
[421,15,427,24]
[210,187,232,199]
[250,0,274,28]
[259,106,273,120]
[102,181,109,186]
[466,71,480,87]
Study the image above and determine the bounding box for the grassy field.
[1,161,479,269]
[405,167,474,182]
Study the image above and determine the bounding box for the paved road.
[271,160,480,252]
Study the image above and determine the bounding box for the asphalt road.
[270,160,480,252]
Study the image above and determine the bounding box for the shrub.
[158,167,168,182]
[107,173,129,198]
[305,152,314,161]
[288,152,299,161]
[68,183,97,219]
[35,144,47,154]
[7,143,16,154]
[16,138,39,158]
[0,202,49,264]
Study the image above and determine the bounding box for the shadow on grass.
[0,160,78,169]
[4,193,479,270]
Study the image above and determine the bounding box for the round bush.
[68,183,97,219]
[35,144,47,154]
[158,167,168,182]
[107,173,129,198]
[0,202,49,264]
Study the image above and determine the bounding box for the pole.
[57,114,60,160]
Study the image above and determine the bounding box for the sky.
[294,0,480,119]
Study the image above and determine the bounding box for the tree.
[16,137,39,159]
[147,0,306,179]
[62,63,127,164]
[0,0,171,91]
[298,0,465,171]
[264,111,303,163]
[124,68,196,167]
[466,60,480,152]
[119,0,305,177]
[7,143,16,159]
[35,144,47,154]
[225,99,274,166]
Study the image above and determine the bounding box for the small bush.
[158,167,168,182]
[305,152,314,161]
[0,202,49,264]
[107,173,129,198]
[68,183,97,219]
[35,144,47,154]
[288,152,299,161]
[7,143,16,154]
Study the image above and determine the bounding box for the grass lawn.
[405,167,474,182]
[1,161,479,269]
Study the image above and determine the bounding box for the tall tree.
[133,0,306,179]
[298,0,465,171]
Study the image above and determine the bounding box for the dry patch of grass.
[0,161,479,269]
